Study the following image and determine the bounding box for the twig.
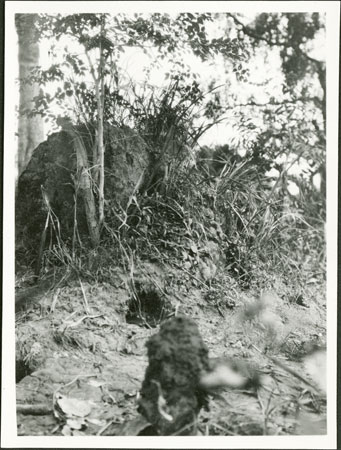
[124,169,146,212]
[64,313,104,330]
[17,403,53,415]
[171,418,198,436]
[51,288,60,313]
[256,391,268,435]
[79,278,91,314]
[97,419,117,436]
[54,373,99,395]
[35,203,50,279]
[144,271,168,298]
[64,310,78,322]
[214,302,225,318]
[210,422,237,436]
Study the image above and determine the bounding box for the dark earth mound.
[138,315,210,435]
[16,125,150,262]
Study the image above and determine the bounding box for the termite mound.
[138,315,210,435]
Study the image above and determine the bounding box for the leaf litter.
[15,265,326,436]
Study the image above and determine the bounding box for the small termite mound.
[126,283,170,328]
[138,315,210,435]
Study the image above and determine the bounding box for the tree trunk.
[15,14,44,179]
[97,17,106,229]
[72,131,100,246]
[57,118,100,246]
[316,63,326,132]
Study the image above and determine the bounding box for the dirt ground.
[15,262,326,436]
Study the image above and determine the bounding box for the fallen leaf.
[56,394,92,418]
[66,418,84,430]
[87,379,107,388]
[86,417,107,427]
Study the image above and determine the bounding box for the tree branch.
[84,48,98,84]
[225,96,319,110]
[227,13,325,69]
[228,13,286,48]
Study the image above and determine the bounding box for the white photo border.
[2,1,339,448]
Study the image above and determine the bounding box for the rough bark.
[58,118,100,246]
[97,31,105,229]
[15,14,44,179]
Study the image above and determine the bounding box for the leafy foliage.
[15,13,328,440]
[16,12,326,294]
